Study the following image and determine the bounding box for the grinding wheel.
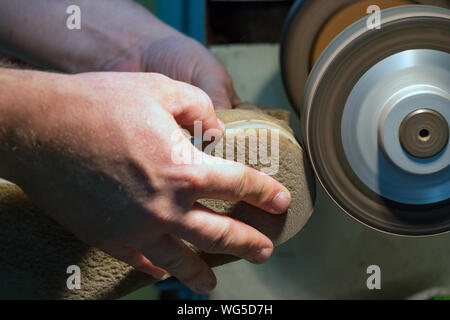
[295,5,450,236]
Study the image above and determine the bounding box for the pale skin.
[0,0,291,293]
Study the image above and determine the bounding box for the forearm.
[0,0,179,73]
[0,68,59,182]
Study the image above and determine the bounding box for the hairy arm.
[0,0,239,108]
[0,0,176,72]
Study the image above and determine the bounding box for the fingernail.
[251,247,272,264]
[160,273,171,281]
[217,119,226,132]
[270,190,291,213]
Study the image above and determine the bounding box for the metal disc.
[341,49,450,205]
[302,6,450,236]
[280,0,450,116]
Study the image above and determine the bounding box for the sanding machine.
[280,1,450,236]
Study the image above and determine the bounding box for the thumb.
[167,79,226,136]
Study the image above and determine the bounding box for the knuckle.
[255,177,273,203]
[149,72,171,82]
[151,209,173,226]
[143,201,179,227]
[178,165,209,190]
[235,165,250,198]
[179,82,212,109]
[206,219,233,253]
[191,171,210,190]
[163,166,192,187]
[195,86,213,105]
[233,165,273,203]
[192,88,214,114]
[145,73,172,90]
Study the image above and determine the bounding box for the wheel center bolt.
[399,108,449,159]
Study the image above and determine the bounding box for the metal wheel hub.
[399,108,449,160]
[342,49,450,205]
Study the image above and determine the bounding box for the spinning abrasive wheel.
[281,3,450,236]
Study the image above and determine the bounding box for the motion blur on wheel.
[281,1,450,236]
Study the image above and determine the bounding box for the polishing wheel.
[281,3,450,236]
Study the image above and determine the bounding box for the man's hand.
[0,69,291,293]
[0,0,239,109]
[103,34,240,110]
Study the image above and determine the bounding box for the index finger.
[190,155,291,214]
